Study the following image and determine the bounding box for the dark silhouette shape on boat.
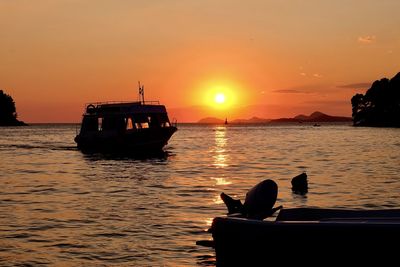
[221,179,282,220]
[75,84,177,153]
[291,172,308,194]
[220,193,243,215]
[351,72,400,127]
[0,90,27,126]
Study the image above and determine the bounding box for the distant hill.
[231,117,270,124]
[197,117,225,124]
[294,114,309,120]
[271,111,352,123]
[197,112,351,124]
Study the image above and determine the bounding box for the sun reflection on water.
[212,177,232,186]
[212,126,228,168]
[204,218,214,228]
[212,194,224,205]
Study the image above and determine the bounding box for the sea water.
[1,124,399,266]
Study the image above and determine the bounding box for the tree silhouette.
[351,72,400,127]
[0,90,26,126]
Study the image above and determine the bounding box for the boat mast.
[138,81,145,104]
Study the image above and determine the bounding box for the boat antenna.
[138,81,145,104]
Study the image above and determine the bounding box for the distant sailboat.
[225,118,228,125]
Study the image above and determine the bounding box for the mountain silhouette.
[197,112,351,124]
[294,114,309,120]
[231,117,271,124]
[197,117,225,124]
[271,111,352,123]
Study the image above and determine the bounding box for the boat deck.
[211,208,400,266]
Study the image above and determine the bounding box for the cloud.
[337,83,371,89]
[358,35,376,44]
[273,83,331,94]
[272,89,304,94]
[302,100,350,106]
[298,73,322,78]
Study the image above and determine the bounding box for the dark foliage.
[351,72,400,127]
[0,90,26,126]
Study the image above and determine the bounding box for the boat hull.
[211,208,400,266]
[75,126,177,153]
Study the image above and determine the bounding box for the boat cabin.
[80,101,173,133]
[75,84,177,152]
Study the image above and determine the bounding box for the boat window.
[132,114,149,123]
[149,115,160,128]
[153,113,170,127]
[130,113,169,129]
[102,116,125,131]
[116,117,126,131]
[98,117,102,131]
[126,118,134,130]
[160,113,169,122]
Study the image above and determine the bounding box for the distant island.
[0,90,27,126]
[231,117,271,124]
[270,111,352,123]
[351,72,400,127]
[198,117,226,124]
[197,111,352,124]
[197,116,271,124]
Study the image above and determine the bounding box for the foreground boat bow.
[211,208,400,266]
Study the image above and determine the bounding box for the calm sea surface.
[1,123,400,266]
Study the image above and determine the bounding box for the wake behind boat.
[74,84,177,153]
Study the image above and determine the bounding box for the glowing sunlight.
[200,81,241,111]
[215,93,226,104]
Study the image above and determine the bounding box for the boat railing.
[171,118,178,127]
[85,100,160,107]
[142,101,160,105]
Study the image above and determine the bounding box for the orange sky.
[1,1,400,122]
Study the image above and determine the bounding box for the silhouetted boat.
[210,208,400,266]
[224,118,228,125]
[75,85,177,152]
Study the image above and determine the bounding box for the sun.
[198,81,241,110]
[215,93,226,104]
